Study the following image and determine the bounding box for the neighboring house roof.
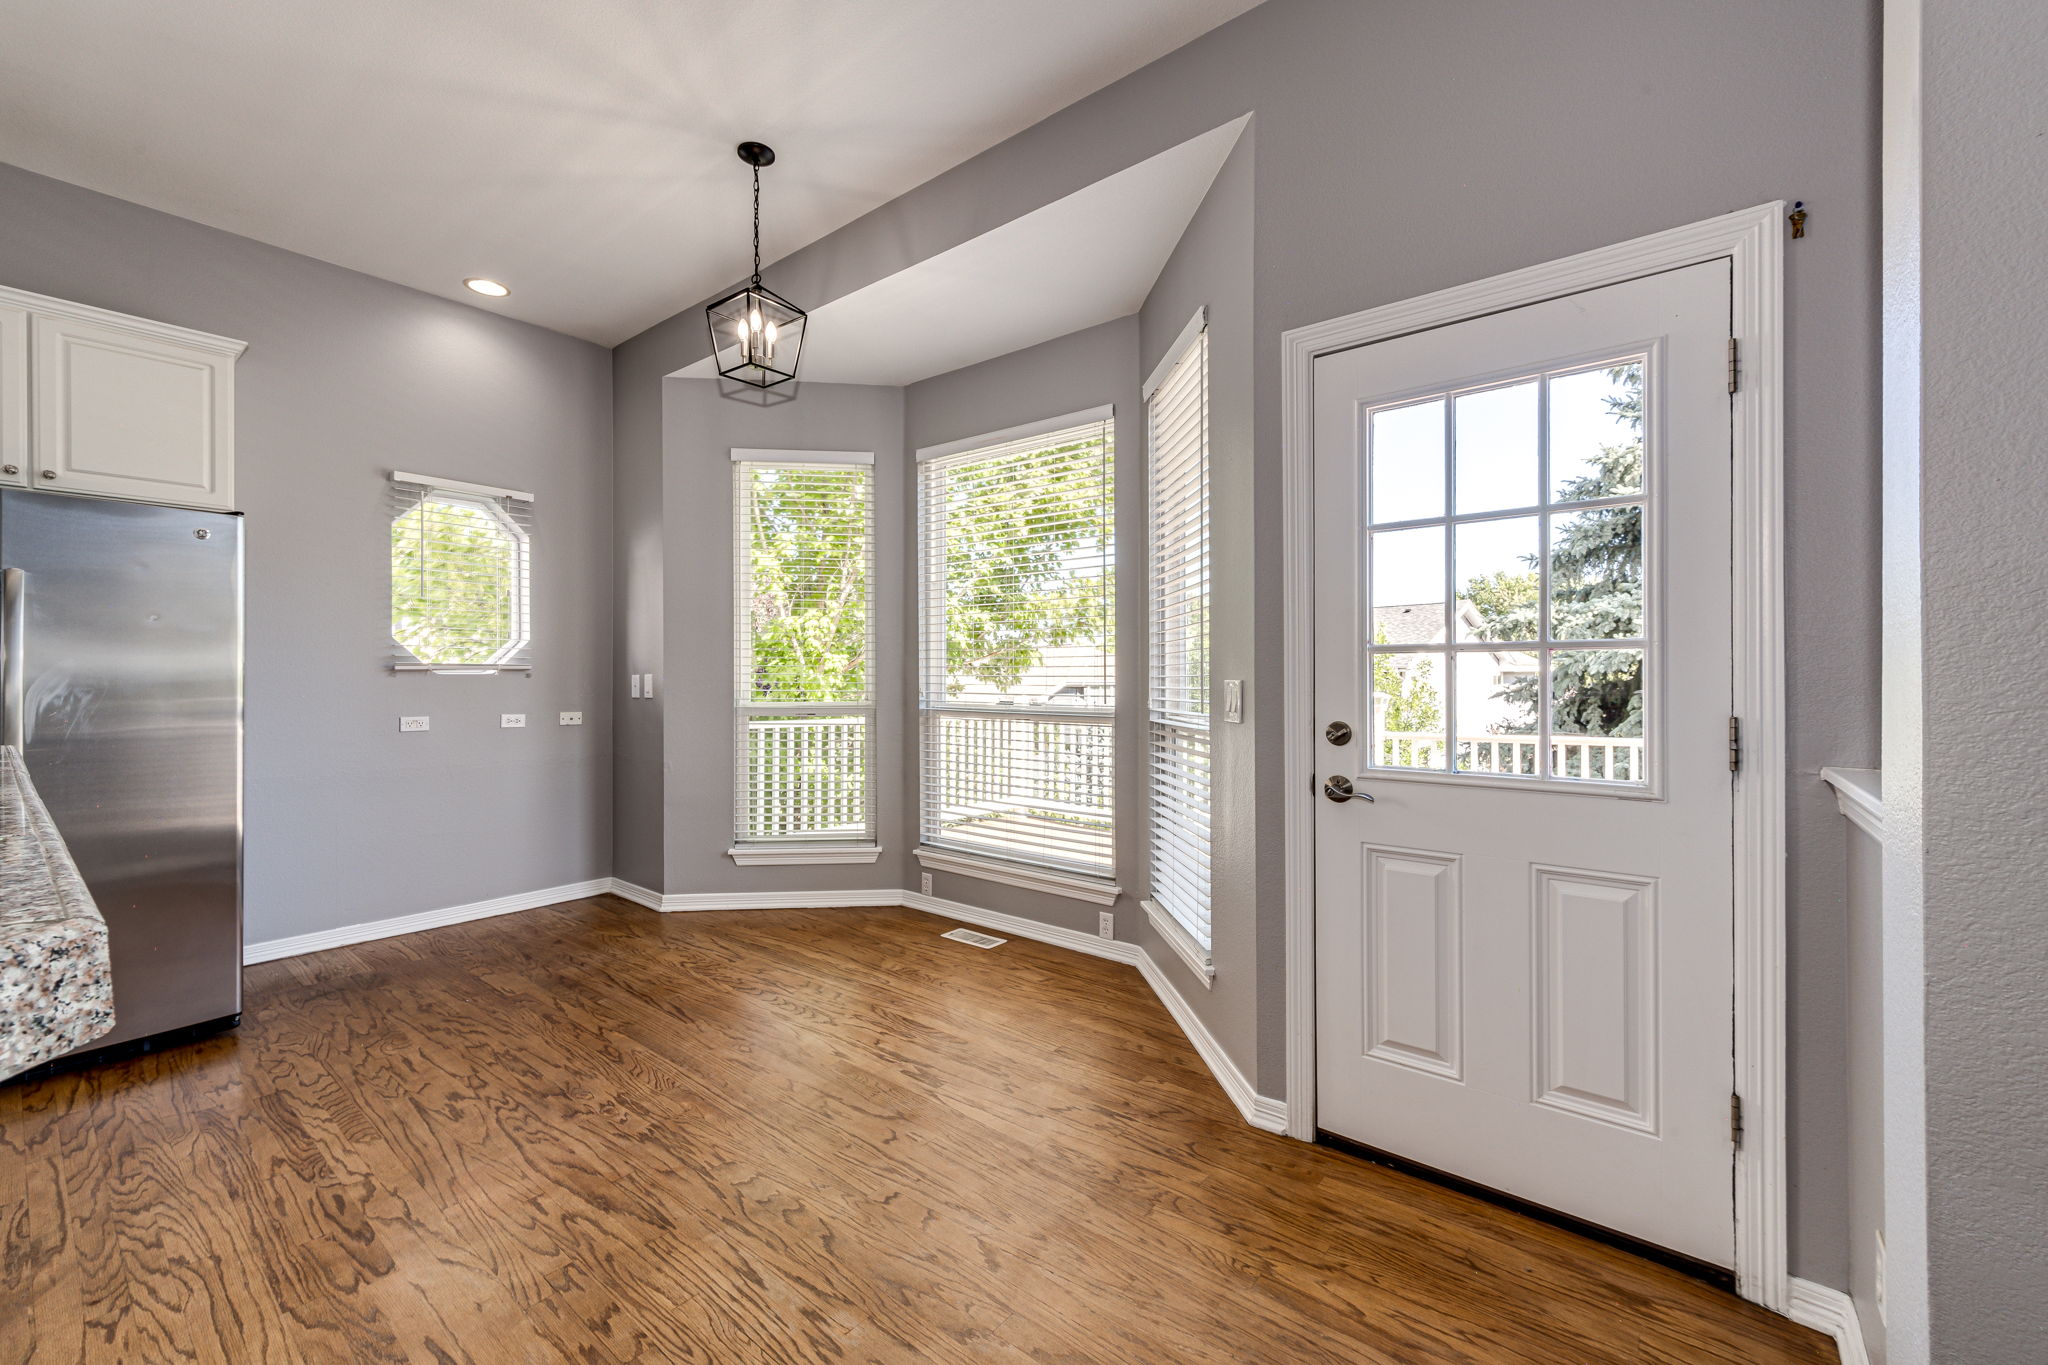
[1372,602,1488,647]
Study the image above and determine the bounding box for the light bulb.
[763,320,778,362]
[749,308,763,332]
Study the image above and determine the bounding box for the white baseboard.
[246,876,1292,1146]
[243,877,614,965]
[1787,1277,1872,1365]
[901,889,1141,966]
[1136,950,1289,1132]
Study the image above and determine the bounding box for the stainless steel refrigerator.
[3,490,243,1066]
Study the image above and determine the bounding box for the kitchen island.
[0,745,112,1080]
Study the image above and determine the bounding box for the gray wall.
[1908,0,2048,1357]
[661,379,908,895]
[1134,132,1258,1072]
[0,162,616,945]
[902,319,1145,934]
[610,0,1881,1289]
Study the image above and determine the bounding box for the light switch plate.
[630,674,642,699]
[501,713,526,728]
[399,716,429,733]
[1223,678,1244,723]
[559,711,583,726]
[641,672,655,697]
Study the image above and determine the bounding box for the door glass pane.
[1369,398,1445,524]
[1454,516,1539,642]
[1370,524,1444,614]
[1549,504,1643,640]
[1453,652,1539,773]
[1549,361,1645,502]
[1371,652,1446,769]
[1454,380,1539,514]
[1549,647,1645,784]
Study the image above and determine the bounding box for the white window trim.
[1142,897,1215,985]
[914,846,1122,906]
[733,456,878,849]
[730,447,874,466]
[727,845,883,866]
[914,404,1114,462]
[392,469,533,502]
[1144,306,1208,399]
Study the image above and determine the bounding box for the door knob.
[1324,775,1373,803]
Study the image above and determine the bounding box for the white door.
[31,313,235,510]
[1313,262,1735,1267]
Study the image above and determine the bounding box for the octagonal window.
[390,473,533,672]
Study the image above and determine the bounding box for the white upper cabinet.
[0,303,26,488]
[2,284,243,512]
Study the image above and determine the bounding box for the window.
[389,471,533,673]
[1364,356,1648,785]
[917,410,1115,877]
[1145,316,1212,960]
[734,452,876,846]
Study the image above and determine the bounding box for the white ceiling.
[0,0,1264,345]
[675,118,1245,388]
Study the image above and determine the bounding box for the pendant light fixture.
[705,141,806,389]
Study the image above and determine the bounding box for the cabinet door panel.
[0,304,25,486]
[31,314,233,510]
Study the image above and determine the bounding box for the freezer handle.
[2,567,22,751]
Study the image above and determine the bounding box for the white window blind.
[918,413,1115,875]
[734,456,876,845]
[389,471,533,673]
[1147,322,1212,948]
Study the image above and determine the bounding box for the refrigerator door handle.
[2,567,22,751]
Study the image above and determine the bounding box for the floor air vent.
[940,927,1007,949]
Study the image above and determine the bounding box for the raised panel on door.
[1532,865,1659,1134]
[1364,846,1462,1079]
[0,304,25,486]
[32,313,234,510]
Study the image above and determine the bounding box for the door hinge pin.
[1728,716,1742,773]
[1728,337,1740,394]
[1731,1092,1744,1148]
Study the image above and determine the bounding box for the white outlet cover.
[921,872,933,895]
[501,713,526,728]
[399,716,429,732]
[559,711,583,726]
[1098,911,1115,939]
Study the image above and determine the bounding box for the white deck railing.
[742,714,869,840]
[1380,731,1645,782]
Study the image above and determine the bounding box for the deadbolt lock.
[1325,720,1353,746]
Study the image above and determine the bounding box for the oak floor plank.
[6,899,1837,1364]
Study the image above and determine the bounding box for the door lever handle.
[1323,775,1373,803]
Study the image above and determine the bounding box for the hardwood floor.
[3,897,1836,1364]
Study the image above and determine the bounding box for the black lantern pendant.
[705,142,806,389]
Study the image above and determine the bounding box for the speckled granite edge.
[0,745,113,1079]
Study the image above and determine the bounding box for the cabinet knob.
[39,470,56,480]
[0,465,15,476]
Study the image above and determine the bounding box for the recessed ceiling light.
[464,278,510,298]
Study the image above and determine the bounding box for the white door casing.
[1313,262,1733,1267]
[1280,203,1786,1308]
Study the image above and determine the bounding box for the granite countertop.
[0,745,113,1080]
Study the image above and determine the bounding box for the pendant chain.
[751,164,763,287]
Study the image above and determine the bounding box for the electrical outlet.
[399,716,429,733]
[501,714,526,728]
[920,872,933,896]
[1875,1230,1887,1326]
[1098,911,1115,939]
[559,711,583,726]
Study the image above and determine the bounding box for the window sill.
[914,846,1121,905]
[1142,898,1215,987]
[727,845,882,867]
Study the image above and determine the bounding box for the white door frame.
[1280,203,1788,1310]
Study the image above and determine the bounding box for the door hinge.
[1728,716,1742,773]
[1731,1092,1745,1148]
[1728,337,1740,394]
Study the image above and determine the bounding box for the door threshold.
[1315,1129,1737,1294]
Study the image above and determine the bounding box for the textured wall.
[0,162,616,944]
[1914,0,2048,1355]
